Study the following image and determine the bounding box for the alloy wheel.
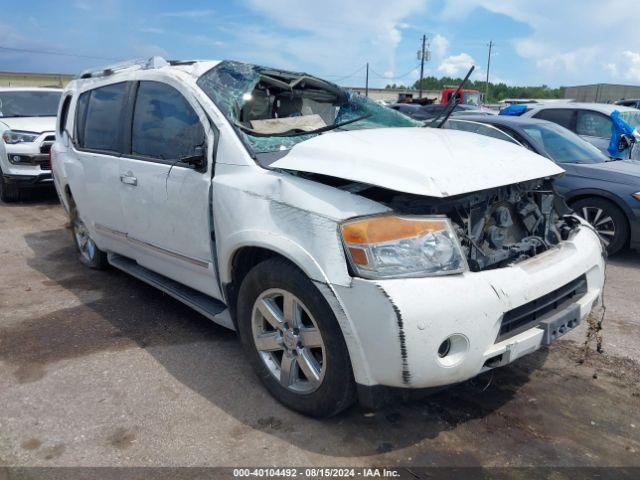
[251,288,326,394]
[73,218,97,263]
[578,206,616,248]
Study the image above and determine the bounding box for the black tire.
[572,197,629,255]
[69,201,109,269]
[236,257,356,418]
[0,171,20,203]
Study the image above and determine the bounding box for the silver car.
[521,102,640,156]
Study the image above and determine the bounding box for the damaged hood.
[271,127,564,197]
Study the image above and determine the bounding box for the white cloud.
[74,1,92,11]
[438,52,475,76]
[438,0,640,84]
[431,34,449,57]
[238,0,428,86]
[140,27,164,34]
[159,10,215,19]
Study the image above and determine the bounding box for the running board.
[108,253,234,330]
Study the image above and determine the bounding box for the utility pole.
[485,40,493,103]
[418,34,427,99]
[365,62,369,97]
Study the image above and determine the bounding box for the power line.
[0,45,118,61]
[323,64,367,82]
[368,66,418,81]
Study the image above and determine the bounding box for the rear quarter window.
[576,110,612,138]
[532,108,576,131]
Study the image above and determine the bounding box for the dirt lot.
[1,192,639,469]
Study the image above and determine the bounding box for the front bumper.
[330,225,605,390]
[2,172,53,188]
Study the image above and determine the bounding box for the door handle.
[120,174,137,186]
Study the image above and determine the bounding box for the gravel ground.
[1,192,639,470]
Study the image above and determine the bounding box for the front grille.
[40,135,55,154]
[496,274,587,342]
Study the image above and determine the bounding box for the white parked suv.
[52,58,605,417]
[0,87,62,202]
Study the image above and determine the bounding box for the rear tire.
[236,257,356,418]
[69,200,108,269]
[0,170,20,203]
[572,197,629,255]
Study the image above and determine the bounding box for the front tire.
[572,197,629,255]
[0,170,20,203]
[236,258,356,418]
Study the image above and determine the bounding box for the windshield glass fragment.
[197,61,420,154]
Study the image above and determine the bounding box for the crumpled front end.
[329,222,604,389]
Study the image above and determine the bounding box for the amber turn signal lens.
[341,216,447,245]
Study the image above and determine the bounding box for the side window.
[58,95,72,136]
[75,91,89,147]
[532,109,575,131]
[81,82,128,152]
[131,81,205,161]
[576,111,612,138]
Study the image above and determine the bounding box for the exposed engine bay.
[306,175,581,272]
[367,179,580,271]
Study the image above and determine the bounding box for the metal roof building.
[0,71,74,88]
[564,83,640,103]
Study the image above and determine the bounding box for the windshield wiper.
[430,65,475,129]
[234,114,372,137]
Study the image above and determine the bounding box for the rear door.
[69,81,131,254]
[532,108,577,132]
[575,110,612,154]
[118,80,220,298]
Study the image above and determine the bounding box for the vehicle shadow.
[607,248,640,268]
[0,188,59,206]
[12,227,550,458]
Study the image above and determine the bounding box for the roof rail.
[78,56,169,79]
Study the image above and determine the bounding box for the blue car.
[445,116,640,254]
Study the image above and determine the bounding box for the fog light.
[436,334,469,368]
[438,338,451,358]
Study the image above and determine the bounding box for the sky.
[1,0,639,89]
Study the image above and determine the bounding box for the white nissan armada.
[52,58,605,417]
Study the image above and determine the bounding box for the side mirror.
[180,145,206,170]
[618,134,634,152]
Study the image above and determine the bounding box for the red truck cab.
[440,87,481,106]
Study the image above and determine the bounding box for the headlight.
[633,192,640,202]
[2,130,39,144]
[340,215,467,279]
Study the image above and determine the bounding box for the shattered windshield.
[197,61,420,154]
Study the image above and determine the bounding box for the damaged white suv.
[52,58,605,417]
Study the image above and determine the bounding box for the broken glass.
[197,61,420,154]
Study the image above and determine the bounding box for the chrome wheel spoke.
[283,293,301,328]
[299,327,323,348]
[595,216,613,227]
[257,298,284,330]
[297,349,322,386]
[598,230,615,237]
[280,353,298,387]
[592,208,603,226]
[255,332,283,352]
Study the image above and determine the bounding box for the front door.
[118,80,221,298]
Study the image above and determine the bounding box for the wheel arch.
[564,188,633,223]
